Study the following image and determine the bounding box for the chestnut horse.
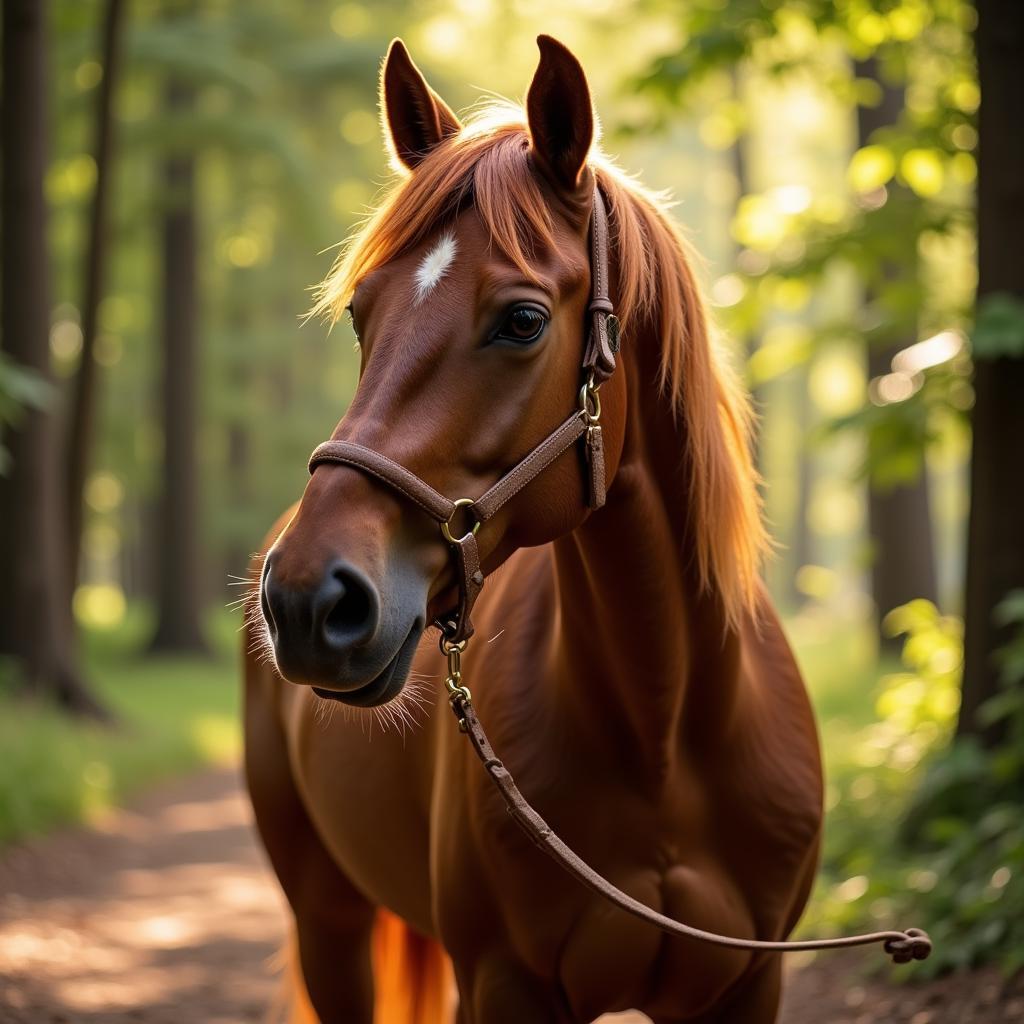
[245,36,823,1024]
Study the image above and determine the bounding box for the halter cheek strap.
[582,175,619,386]
[309,187,617,642]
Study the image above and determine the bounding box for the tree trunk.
[224,404,251,594]
[855,57,938,647]
[149,77,206,653]
[66,0,126,589]
[865,342,938,626]
[959,1,1024,743]
[0,0,108,717]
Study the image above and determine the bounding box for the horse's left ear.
[526,35,594,193]
[381,39,461,171]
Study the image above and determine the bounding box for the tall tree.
[149,72,207,653]
[855,56,938,646]
[959,0,1024,742]
[66,0,127,588]
[0,0,107,717]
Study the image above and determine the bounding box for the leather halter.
[307,186,931,966]
[310,186,619,644]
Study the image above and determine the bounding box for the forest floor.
[1,766,1021,1024]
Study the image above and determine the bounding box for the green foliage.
[0,354,53,475]
[896,591,1024,974]
[635,0,975,104]
[0,610,241,846]
[972,293,1024,360]
[632,0,977,499]
[127,20,277,96]
[806,597,1024,975]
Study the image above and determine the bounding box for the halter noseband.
[308,186,620,644]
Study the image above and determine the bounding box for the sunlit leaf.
[848,144,896,192]
[900,148,945,197]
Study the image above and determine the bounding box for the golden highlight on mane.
[312,103,767,631]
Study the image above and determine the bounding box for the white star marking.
[413,233,457,303]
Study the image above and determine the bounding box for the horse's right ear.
[381,39,461,172]
[526,35,594,193]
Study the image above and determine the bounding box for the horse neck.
[551,322,744,785]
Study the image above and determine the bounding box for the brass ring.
[440,497,481,545]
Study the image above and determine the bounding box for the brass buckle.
[579,373,601,425]
[440,497,481,545]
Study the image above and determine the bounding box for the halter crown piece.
[307,187,931,966]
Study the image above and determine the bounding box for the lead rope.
[440,633,931,965]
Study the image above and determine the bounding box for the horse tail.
[279,910,452,1024]
[372,909,452,1024]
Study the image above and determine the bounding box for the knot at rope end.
[884,928,932,964]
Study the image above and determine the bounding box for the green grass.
[0,607,244,846]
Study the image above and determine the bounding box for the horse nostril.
[325,574,370,634]
[260,563,282,636]
[317,561,380,650]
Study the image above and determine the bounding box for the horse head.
[258,37,627,705]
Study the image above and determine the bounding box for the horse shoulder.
[702,600,824,937]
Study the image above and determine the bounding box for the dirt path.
[1,767,1020,1023]
[0,769,284,1023]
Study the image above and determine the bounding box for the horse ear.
[381,39,461,171]
[526,35,594,192]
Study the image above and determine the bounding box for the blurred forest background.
[2,0,1023,982]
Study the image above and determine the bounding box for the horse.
[244,35,824,1024]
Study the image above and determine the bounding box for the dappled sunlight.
[0,766,660,1023]
[0,770,287,1021]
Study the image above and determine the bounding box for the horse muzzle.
[260,553,426,706]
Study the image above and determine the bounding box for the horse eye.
[494,305,548,346]
[345,303,361,349]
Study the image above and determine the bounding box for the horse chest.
[436,736,750,1018]
[442,801,663,1013]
